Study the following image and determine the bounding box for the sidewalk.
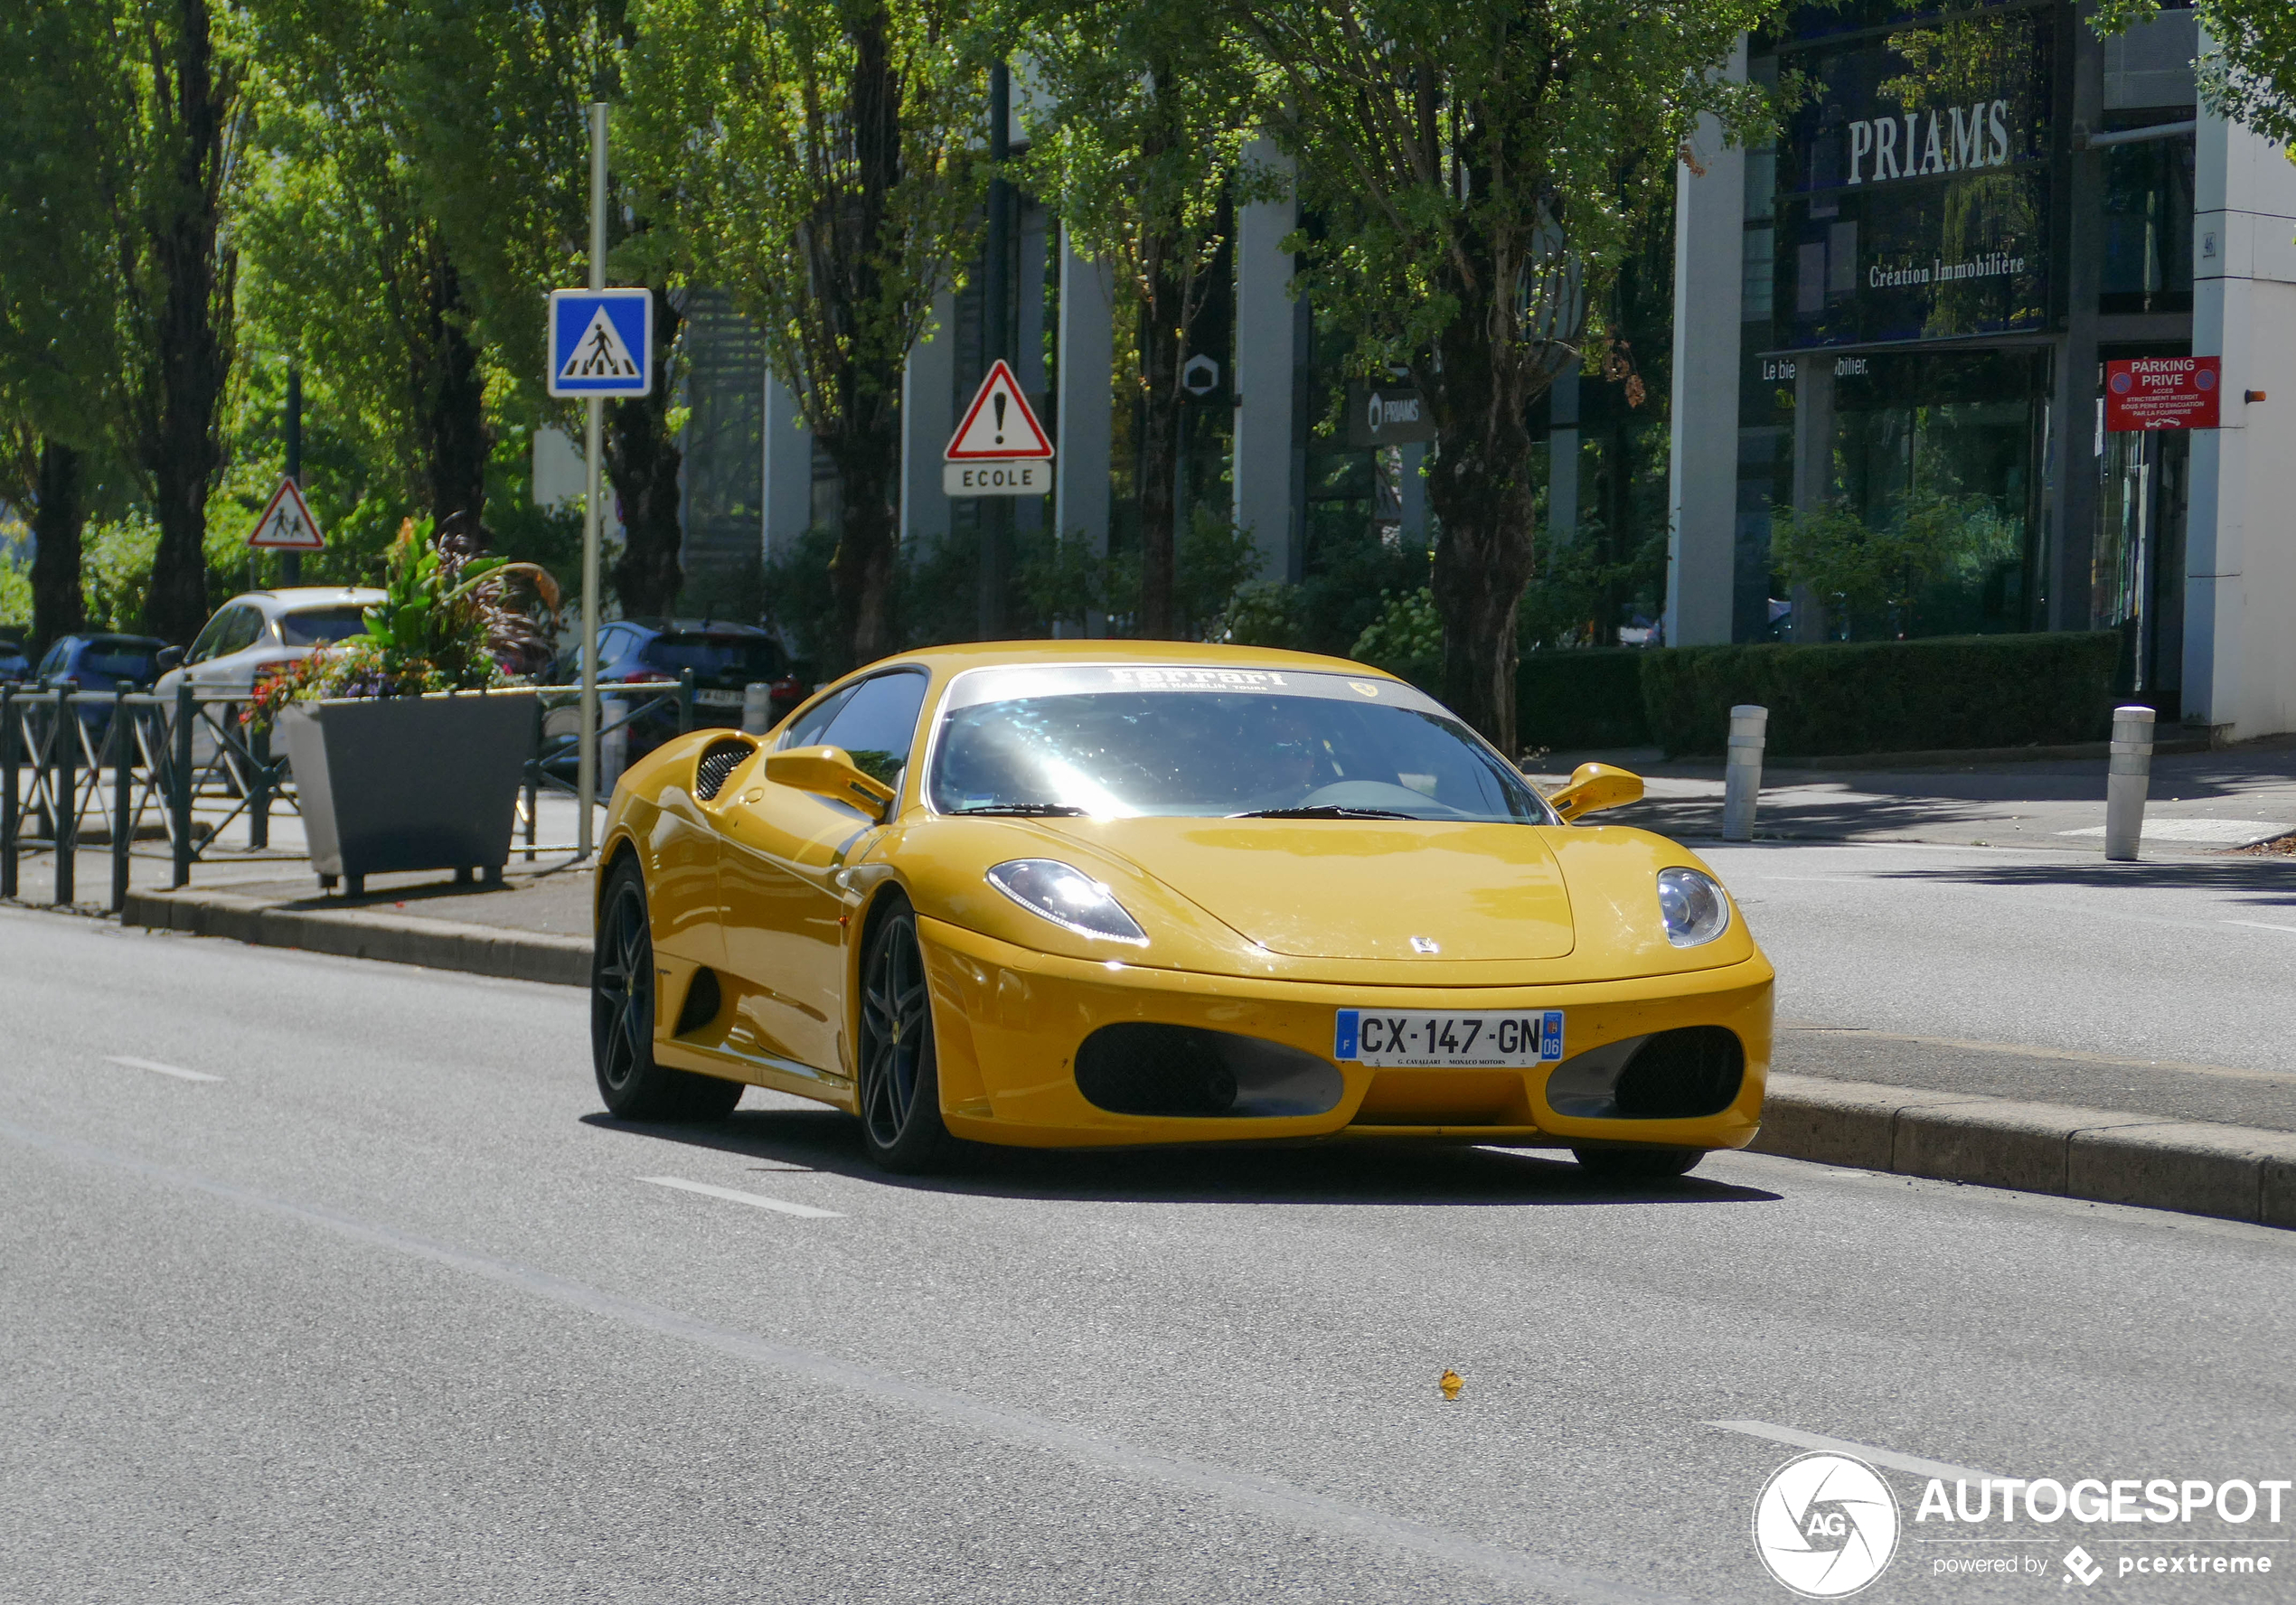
[1530,735,2296,854]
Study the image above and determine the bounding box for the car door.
[710,669,931,1076]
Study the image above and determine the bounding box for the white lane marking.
[106,1056,222,1084]
[639,1175,841,1219]
[2223,919,2296,936]
[1706,1420,2003,1484]
[5,1119,1685,1605]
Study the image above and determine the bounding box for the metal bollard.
[1722,704,1767,842]
[677,667,695,735]
[112,690,132,913]
[2104,704,2155,861]
[741,680,772,735]
[171,680,194,888]
[1,685,17,900]
[54,681,75,906]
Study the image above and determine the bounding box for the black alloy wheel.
[856,900,947,1172]
[592,857,743,1122]
[1571,1145,1705,1179]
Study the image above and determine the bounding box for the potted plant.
[251,523,559,896]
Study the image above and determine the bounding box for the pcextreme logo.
[1755,1453,1902,1597]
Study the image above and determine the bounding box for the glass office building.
[1668,0,2296,737]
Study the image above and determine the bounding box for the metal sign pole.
[578,101,607,859]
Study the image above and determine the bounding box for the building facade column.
[1547,366,1580,546]
[2185,76,2296,737]
[1664,38,1749,646]
[1232,138,1302,583]
[761,371,813,562]
[900,291,957,552]
[1055,227,1115,634]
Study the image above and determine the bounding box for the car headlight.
[987,859,1148,945]
[1656,867,1731,947]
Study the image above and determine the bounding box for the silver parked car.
[155,587,385,775]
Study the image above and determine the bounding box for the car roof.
[69,633,169,649]
[843,639,1399,680]
[228,587,385,612]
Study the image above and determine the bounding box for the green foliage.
[1215,580,1304,650]
[2093,0,2296,145]
[1639,633,2123,759]
[1517,650,1651,751]
[0,551,29,628]
[1350,587,1442,688]
[1770,489,2020,636]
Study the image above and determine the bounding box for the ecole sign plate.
[945,360,1052,495]
[2105,356,2220,432]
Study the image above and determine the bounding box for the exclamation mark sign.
[993,393,1007,446]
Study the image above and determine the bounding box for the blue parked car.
[0,629,29,685]
[33,633,171,743]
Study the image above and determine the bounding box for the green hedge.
[1639,632,2122,758]
[1517,649,1651,750]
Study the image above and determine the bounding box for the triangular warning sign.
[247,478,326,551]
[559,305,643,383]
[946,360,1054,460]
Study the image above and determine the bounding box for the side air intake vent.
[1075,1024,1343,1119]
[694,738,753,802]
[1543,1027,1745,1120]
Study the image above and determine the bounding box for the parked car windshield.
[640,634,781,680]
[80,642,162,680]
[927,664,1549,822]
[278,605,372,647]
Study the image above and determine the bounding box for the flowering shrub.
[248,521,558,727]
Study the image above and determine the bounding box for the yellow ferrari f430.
[592,643,1772,1175]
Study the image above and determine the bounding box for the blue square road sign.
[547,288,653,398]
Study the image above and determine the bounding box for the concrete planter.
[280,690,538,895]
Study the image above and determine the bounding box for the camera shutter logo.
[1753,1452,1899,1597]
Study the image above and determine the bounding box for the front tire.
[1572,1145,1705,1179]
[856,899,947,1172]
[593,857,743,1122]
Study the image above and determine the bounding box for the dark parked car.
[0,629,29,685]
[31,632,171,740]
[546,621,807,765]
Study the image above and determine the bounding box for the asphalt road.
[5,908,2293,1604]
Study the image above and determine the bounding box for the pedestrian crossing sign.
[547,288,653,398]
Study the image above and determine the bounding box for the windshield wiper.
[1229,805,1419,820]
[950,802,1088,817]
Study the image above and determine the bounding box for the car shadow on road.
[1869,856,2296,912]
[580,1110,1783,1209]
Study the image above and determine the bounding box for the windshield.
[278,605,372,647]
[927,665,1549,823]
[641,634,781,680]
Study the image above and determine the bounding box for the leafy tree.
[1228,0,1776,747]
[391,1,690,613]
[626,0,986,664]
[1012,0,1271,635]
[0,1,243,648]
[1770,488,2017,637]
[2094,0,2296,145]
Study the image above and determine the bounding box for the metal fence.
[2,671,702,906]
[1,683,296,911]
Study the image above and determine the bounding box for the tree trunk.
[1422,304,1542,752]
[1134,242,1185,640]
[139,0,235,648]
[827,429,902,668]
[606,287,687,619]
[28,440,86,652]
[419,239,491,547]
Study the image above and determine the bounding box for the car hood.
[1068,816,1575,962]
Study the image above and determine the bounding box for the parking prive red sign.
[2105,356,2221,431]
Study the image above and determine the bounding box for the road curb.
[1755,1072,2296,1231]
[122,887,590,988]
[111,888,2295,1229]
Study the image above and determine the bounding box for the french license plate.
[694,689,746,708]
[1334,1009,1563,1068]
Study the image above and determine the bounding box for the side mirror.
[155,645,185,672]
[1548,762,1644,822]
[764,744,897,820]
